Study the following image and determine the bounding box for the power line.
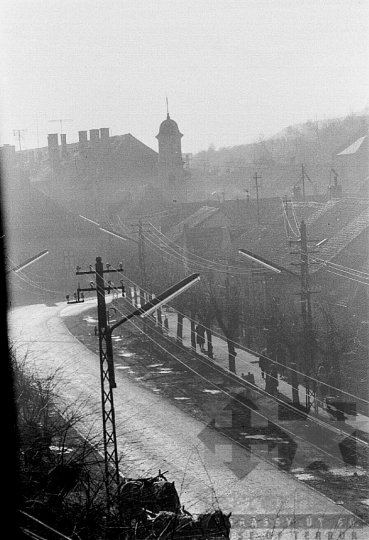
[100,277,369,464]
[103,266,369,406]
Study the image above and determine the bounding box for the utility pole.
[130,220,148,290]
[290,220,318,411]
[74,258,124,513]
[70,257,200,522]
[295,165,314,202]
[138,220,147,289]
[253,172,262,225]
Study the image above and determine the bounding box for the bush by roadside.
[11,345,109,540]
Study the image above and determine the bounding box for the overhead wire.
[313,258,369,279]
[290,200,302,233]
[321,268,369,287]
[280,198,299,238]
[98,273,369,464]
[95,260,368,407]
[8,267,64,294]
[97,267,369,407]
[116,216,229,272]
[78,214,369,404]
[6,255,65,294]
[116,216,267,276]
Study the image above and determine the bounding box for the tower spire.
[166,97,170,119]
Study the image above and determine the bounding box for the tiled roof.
[311,205,369,272]
[7,185,99,239]
[233,198,369,271]
[165,206,220,242]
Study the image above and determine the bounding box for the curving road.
[9,300,367,537]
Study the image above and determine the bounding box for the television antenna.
[48,118,73,134]
[13,129,27,152]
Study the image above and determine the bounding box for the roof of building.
[109,133,158,159]
[156,114,183,138]
[334,127,368,157]
[6,182,100,239]
[337,135,367,156]
[233,197,369,272]
[165,206,221,242]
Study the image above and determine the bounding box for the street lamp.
[97,266,200,513]
[6,249,49,275]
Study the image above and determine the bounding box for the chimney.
[47,133,59,164]
[100,128,110,143]
[78,130,88,149]
[60,133,67,157]
[47,133,58,148]
[90,129,100,145]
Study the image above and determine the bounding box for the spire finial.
[166,97,170,119]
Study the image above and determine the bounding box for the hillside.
[191,112,368,170]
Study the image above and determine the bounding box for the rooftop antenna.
[166,97,170,118]
[48,118,73,134]
[13,129,27,152]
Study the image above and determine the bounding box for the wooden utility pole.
[295,165,314,202]
[253,172,262,225]
[138,220,147,289]
[291,221,318,410]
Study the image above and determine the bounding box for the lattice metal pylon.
[76,257,122,513]
[95,257,120,511]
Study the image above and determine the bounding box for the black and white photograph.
[1,1,368,538]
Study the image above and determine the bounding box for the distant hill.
[191,111,368,171]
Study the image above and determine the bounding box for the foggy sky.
[1,0,368,154]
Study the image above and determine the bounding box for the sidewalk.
[160,310,369,438]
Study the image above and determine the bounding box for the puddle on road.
[241,434,289,443]
[116,366,136,374]
[294,473,315,480]
[329,468,366,477]
[50,445,74,454]
[82,317,96,323]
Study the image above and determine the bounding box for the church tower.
[156,109,187,201]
